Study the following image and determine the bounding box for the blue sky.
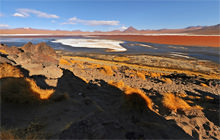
[0,0,219,31]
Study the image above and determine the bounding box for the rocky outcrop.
[0,42,62,79]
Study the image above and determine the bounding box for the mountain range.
[0,24,219,35]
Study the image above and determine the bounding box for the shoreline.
[1,34,219,47]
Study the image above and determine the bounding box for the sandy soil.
[96,35,220,47]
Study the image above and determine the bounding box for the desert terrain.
[0,40,220,139]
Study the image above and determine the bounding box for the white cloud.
[0,24,9,28]
[13,13,26,17]
[13,8,59,18]
[120,26,128,31]
[63,17,119,26]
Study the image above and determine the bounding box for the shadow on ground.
[1,68,193,139]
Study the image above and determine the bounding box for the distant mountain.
[123,26,139,33]
[0,24,219,35]
[185,24,220,35]
[184,26,203,30]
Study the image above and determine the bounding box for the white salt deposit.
[51,38,126,52]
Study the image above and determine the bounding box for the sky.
[0,0,219,31]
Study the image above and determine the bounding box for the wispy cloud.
[0,24,9,28]
[13,8,59,18]
[0,13,3,17]
[13,13,26,17]
[63,17,119,26]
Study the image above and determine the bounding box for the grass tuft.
[1,77,54,103]
[100,65,114,75]
[161,78,172,84]
[59,58,71,65]
[108,80,124,89]
[123,86,153,111]
[162,93,191,112]
[25,78,54,99]
[1,78,41,103]
[150,72,161,78]
[0,49,8,54]
[136,72,146,80]
[200,83,208,87]
[0,63,24,78]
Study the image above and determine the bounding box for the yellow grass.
[79,76,89,83]
[59,58,71,65]
[193,105,203,110]
[63,56,220,80]
[177,92,188,98]
[100,65,114,75]
[0,63,24,78]
[188,95,201,100]
[0,130,17,140]
[25,78,54,99]
[108,80,124,89]
[186,100,194,104]
[129,74,135,78]
[113,56,130,62]
[205,96,214,100]
[150,72,161,78]
[123,86,153,110]
[161,78,172,84]
[136,72,146,80]
[111,66,118,71]
[200,83,208,87]
[162,93,191,112]
[0,49,8,54]
[0,129,42,140]
[1,78,41,103]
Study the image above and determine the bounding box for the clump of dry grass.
[0,49,8,54]
[188,95,201,100]
[59,58,71,65]
[162,93,191,112]
[108,80,124,89]
[136,72,146,80]
[1,78,40,103]
[100,65,114,75]
[111,66,118,71]
[161,78,172,84]
[0,128,44,140]
[79,76,89,83]
[150,72,161,78]
[193,105,203,110]
[76,63,84,69]
[26,78,54,99]
[113,56,130,62]
[129,74,135,78]
[205,96,214,100]
[1,77,54,103]
[176,92,188,98]
[185,100,194,104]
[200,83,208,87]
[123,86,153,111]
[0,63,24,78]
[0,129,17,140]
